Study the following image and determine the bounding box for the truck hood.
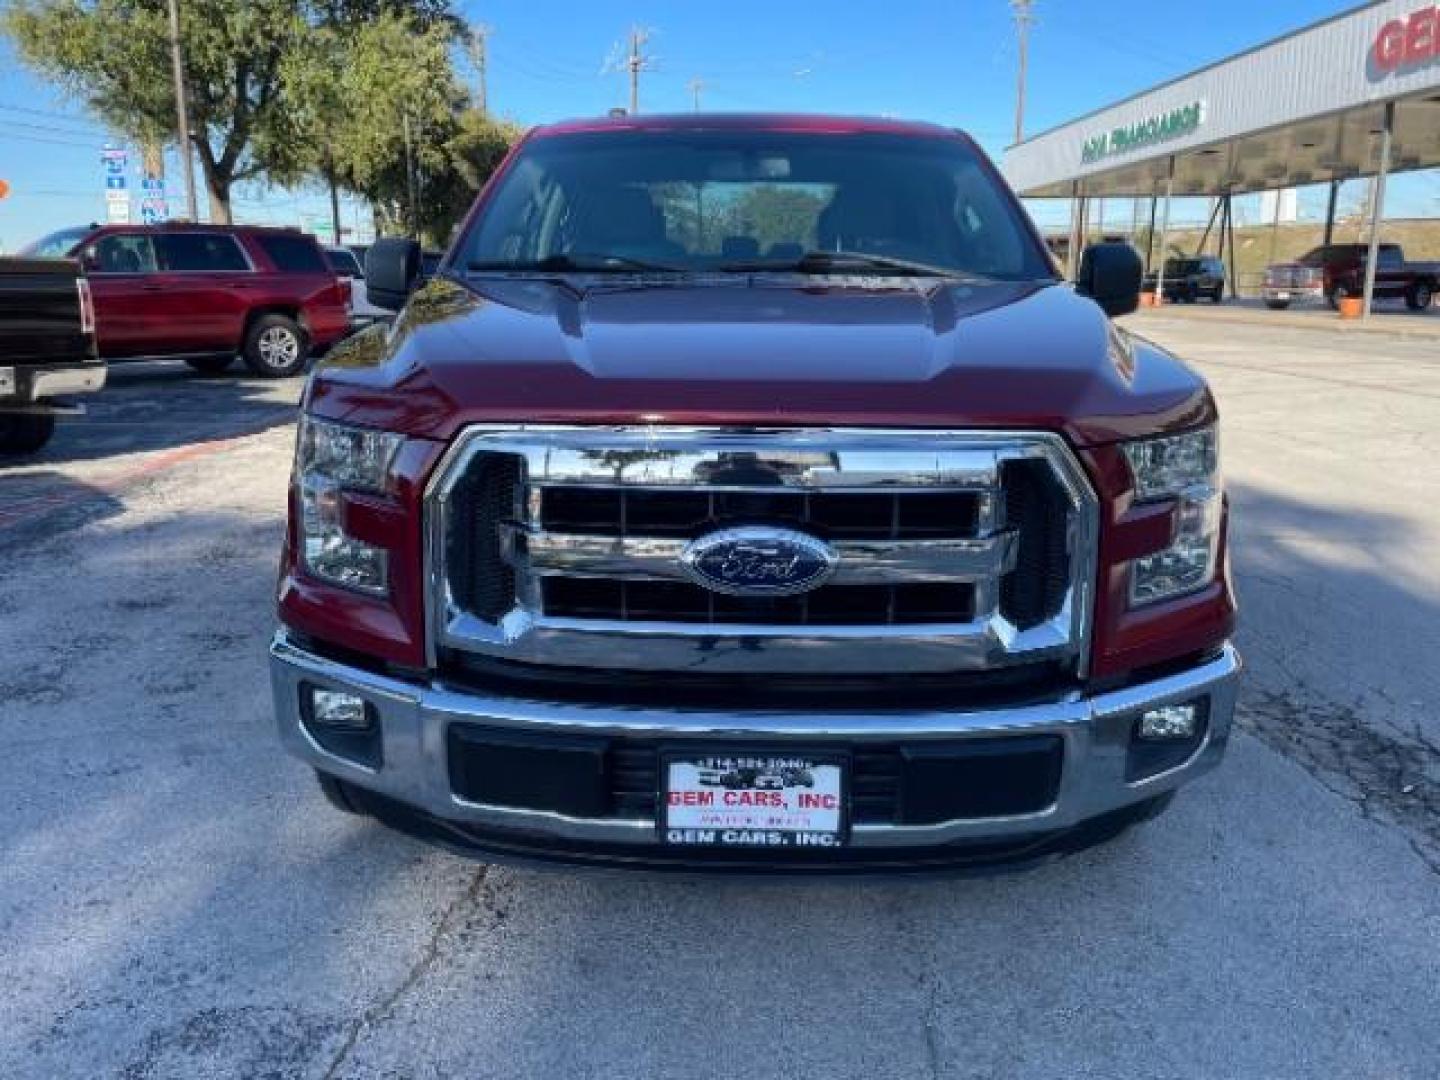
[308,275,1213,447]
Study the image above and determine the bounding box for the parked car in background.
[270,113,1238,872]
[1143,256,1225,303]
[19,224,351,377]
[324,245,390,328]
[0,256,105,454]
[1263,243,1439,311]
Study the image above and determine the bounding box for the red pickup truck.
[270,113,1239,872]
[20,224,350,376]
[1263,243,1439,311]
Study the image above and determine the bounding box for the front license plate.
[1273,292,1290,300]
[661,753,846,849]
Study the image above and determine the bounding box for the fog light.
[309,688,372,731]
[1137,703,1199,741]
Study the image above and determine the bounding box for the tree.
[287,12,522,246]
[2,0,460,223]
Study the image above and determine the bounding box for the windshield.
[19,226,92,258]
[458,130,1052,281]
[1163,259,1203,275]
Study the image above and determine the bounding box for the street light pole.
[165,0,199,221]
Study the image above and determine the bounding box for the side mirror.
[366,237,422,311]
[1076,242,1143,319]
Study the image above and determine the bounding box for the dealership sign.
[1081,101,1206,164]
[1372,6,1440,72]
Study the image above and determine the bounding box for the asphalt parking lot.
[2,322,1438,1079]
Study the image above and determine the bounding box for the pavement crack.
[319,864,490,1079]
[1238,688,1440,876]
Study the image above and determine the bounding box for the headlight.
[295,416,403,595]
[1122,426,1222,605]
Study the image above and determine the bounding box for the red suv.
[20,224,351,377]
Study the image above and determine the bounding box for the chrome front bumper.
[0,361,106,404]
[271,632,1240,859]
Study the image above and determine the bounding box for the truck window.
[254,233,329,274]
[18,226,93,258]
[460,130,1053,281]
[87,234,158,274]
[156,233,249,272]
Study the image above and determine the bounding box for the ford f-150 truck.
[1,256,105,454]
[1262,243,1439,311]
[20,224,350,376]
[270,114,1239,872]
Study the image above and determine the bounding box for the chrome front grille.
[426,427,1098,676]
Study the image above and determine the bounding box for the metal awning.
[1002,1,1440,318]
[1003,1,1440,199]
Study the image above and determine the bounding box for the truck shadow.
[17,360,302,467]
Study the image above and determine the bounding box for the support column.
[1196,197,1221,255]
[1143,193,1158,274]
[1153,156,1176,303]
[1322,179,1340,248]
[1223,193,1239,299]
[1066,181,1081,279]
[1361,102,1394,320]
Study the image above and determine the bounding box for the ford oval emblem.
[680,526,838,597]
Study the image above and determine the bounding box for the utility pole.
[470,24,492,113]
[402,113,417,238]
[165,0,199,220]
[626,26,653,114]
[1011,0,1034,144]
[687,77,704,112]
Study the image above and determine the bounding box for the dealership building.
[1003,0,1440,315]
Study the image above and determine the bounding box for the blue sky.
[2,0,1436,251]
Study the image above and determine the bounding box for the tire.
[185,354,234,375]
[1264,299,1290,310]
[314,770,367,816]
[242,313,309,378]
[1405,282,1434,311]
[0,412,56,455]
[1211,286,1224,304]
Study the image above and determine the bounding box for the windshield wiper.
[467,252,684,274]
[720,249,978,280]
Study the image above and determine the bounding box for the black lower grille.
[998,458,1071,629]
[448,725,1063,826]
[543,578,975,625]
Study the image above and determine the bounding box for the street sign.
[141,178,165,193]
[140,197,168,225]
[102,146,130,221]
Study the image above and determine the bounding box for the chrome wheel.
[258,326,300,369]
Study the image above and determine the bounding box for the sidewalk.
[1122,297,1440,340]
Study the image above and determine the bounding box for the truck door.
[151,232,255,353]
[80,232,165,358]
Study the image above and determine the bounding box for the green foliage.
[4,0,309,220]
[2,0,507,234]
